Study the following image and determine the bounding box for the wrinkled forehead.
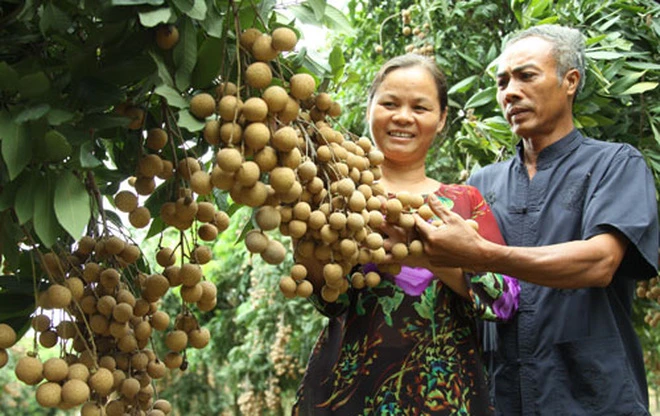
[497,36,556,74]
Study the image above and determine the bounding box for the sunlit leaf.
[620,82,658,95]
[155,84,189,108]
[177,110,205,132]
[1,119,31,180]
[33,179,58,248]
[139,7,173,27]
[464,87,497,109]
[54,171,91,240]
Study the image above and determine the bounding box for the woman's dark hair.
[367,53,448,113]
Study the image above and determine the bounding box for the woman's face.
[367,65,446,166]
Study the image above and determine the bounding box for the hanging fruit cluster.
[638,276,660,327]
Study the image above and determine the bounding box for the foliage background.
[0,0,659,414]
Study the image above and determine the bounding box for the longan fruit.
[245,62,272,89]
[125,106,145,130]
[219,121,242,145]
[146,127,168,150]
[190,171,213,195]
[279,276,297,298]
[289,73,316,100]
[39,330,58,348]
[271,27,298,51]
[315,92,332,111]
[244,122,271,151]
[321,285,340,302]
[43,357,69,382]
[242,97,269,122]
[365,271,381,287]
[277,96,300,124]
[269,166,296,193]
[129,206,151,228]
[36,381,62,408]
[32,314,51,332]
[236,161,261,187]
[212,210,230,231]
[198,223,219,241]
[254,146,278,172]
[245,230,269,254]
[272,126,298,152]
[144,274,170,300]
[155,24,179,50]
[156,247,176,268]
[61,378,90,405]
[80,402,104,416]
[217,95,243,121]
[262,85,289,113]
[151,310,170,332]
[177,156,201,181]
[0,323,17,348]
[203,119,221,145]
[165,330,188,352]
[47,284,72,309]
[261,239,286,265]
[251,34,279,61]
[67,363,90,381]
[239,28,262,50]
[188,327,211,349]
[255,206,281,231]
[189,93,216,119]
[296,280,314,298]
[114,190,139,213]
[15,355,44,385]
[216,147,243,173]
[121,377,141,399]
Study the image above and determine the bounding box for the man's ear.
[565,68,580,95]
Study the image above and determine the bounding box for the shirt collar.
[515,128,583,169]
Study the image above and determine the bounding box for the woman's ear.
[436,109,448,135]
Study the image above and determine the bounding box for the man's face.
[495,36,576,141]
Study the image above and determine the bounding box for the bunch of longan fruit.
[638,276,660,327]
[10,232,218,415]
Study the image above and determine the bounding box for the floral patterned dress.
[292,184,520,416]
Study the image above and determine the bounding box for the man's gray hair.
[506,24,586,93]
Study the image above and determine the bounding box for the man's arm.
[415,195,628,289]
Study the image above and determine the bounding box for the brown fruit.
[255,206,281,231]
[129,206,151,228]
[239,28,262,50]
[189,93,216,119]
[262,86,289,113]
[289,73,316,100]
[165,330,188,352]
[277,96,300,124]
[271,27,298,51]
[269,166,296,193]
[272,126,298,152]
[245,62,272,89]
[0,323,17,348]
[177,156,201,181]
[47,284,72,309]
[190,171,213,195]
[155,24,179,50]
[242,97,269,122]
[15,356,44,385]
[216,147,243,172]
[217,95,243,121]
[251,34,279,61]
[125,106,145,130]
[245,230,269,254]
[61,378,90,405]
[261,239,286,265]
[203,119,221,145]
[36,382,62,408]
[243,122,270,151]
[296,280,314,298]
[220,121,242,145]
[114,190,139,213]
[279,276,297,298]
[146,127,168,150]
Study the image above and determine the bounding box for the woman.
[292,53,519,415]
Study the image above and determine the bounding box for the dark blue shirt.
[468,129,658,416]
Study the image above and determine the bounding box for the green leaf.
[1,120,31,180]
[0,292,35,320]
[33,179,59,248]
[306,0,326,20]
[464,86,497,109]
[323,4,354,34]
[186,0,207,20]
[620,82,658,95]
[42,130,73,162]
[199,3,225,37]
[149,51,174,87]
[40,2,72,34]
[18,72,51,99]
[174,18,197,90]
[587,51,624,60]
[0,178,19,211]
[0,274,37,296]
[328,45,345,83]
[455,50,483,70]
[448,75,479,95]
[15,104,51,123]
[54,171,91,240]
[191,36,224,89]
[14,173,39,225]
[289,4,318,25]
[177,109,205,132]
[0,62,19,92]
[46,108,76,126]
[112,0,164,4]
[155,84,189,108]
[79,141,103,168]
[138,7,173,27]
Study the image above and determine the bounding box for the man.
[414,25,659,415]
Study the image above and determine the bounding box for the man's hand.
[413,194,488,270]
